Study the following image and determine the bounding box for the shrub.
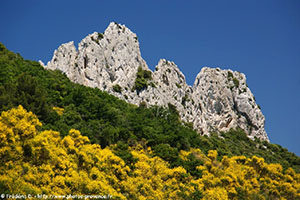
[98,32,103,39]
[258,104,261,109]
[227,71,239,88]
[181,94,189,106]
[233,77,239,87]
[134,66,152,92]
[150,82,156,88]
[227,71,233,79]
[113,84,122,93]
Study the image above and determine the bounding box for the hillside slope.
[0,106,299,199]
[0,42,299,174]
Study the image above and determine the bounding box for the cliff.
[41,22,268,141]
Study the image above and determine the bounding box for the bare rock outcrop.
[42,22,269,141]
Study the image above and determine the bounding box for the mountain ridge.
[0,40,299,177]
[41,22,268,141]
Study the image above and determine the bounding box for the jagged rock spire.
[43,22,269,141]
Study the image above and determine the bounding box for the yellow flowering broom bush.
[0,106,299,199]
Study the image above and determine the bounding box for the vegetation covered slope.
[0,43,300,196]
[0,42,299,173]
[0,106,299,199]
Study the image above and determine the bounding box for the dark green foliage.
[0,42,299,174]
[150,82,156,88]
[0,49,51,121]
[177,187,203,200]
[98,32,103,40]
[181,94,189,106]
[91,33,103,44]
[184,121,194,130]
[112,84,122,93]
[112,141,138,168]
[189,188,203,200]
[258,104,261,109]
[233,77,240,87]
[15,74,49,119]
[175,83,181,88]
[139,101,147,108]
[227,71,233,79]
[134,76,147,91]
[0,180,10,194]
[153,144,179,163]
[179,153,204,178]
[134,66,152,92]
[227,71,239,88]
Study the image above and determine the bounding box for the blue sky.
[1,0,299,156]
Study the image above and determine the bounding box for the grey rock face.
[42,22,269,141]
[192,67,268,140]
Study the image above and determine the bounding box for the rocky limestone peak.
[43,22,147,91]
[192,67,268,140]
[154,59,187,89]
[43,22,269,141]
[44,41,77,80]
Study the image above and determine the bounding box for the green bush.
[227,71,233,79]
[112,141,138,167]
[181,94,189,106]
[153,144,179,163]
[113,84,122,93]
[233,77,240,87]
[134,66,152,92]
[227,71,239,88]
[98,32,103,39]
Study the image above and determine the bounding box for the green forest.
[0,42,299,199]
